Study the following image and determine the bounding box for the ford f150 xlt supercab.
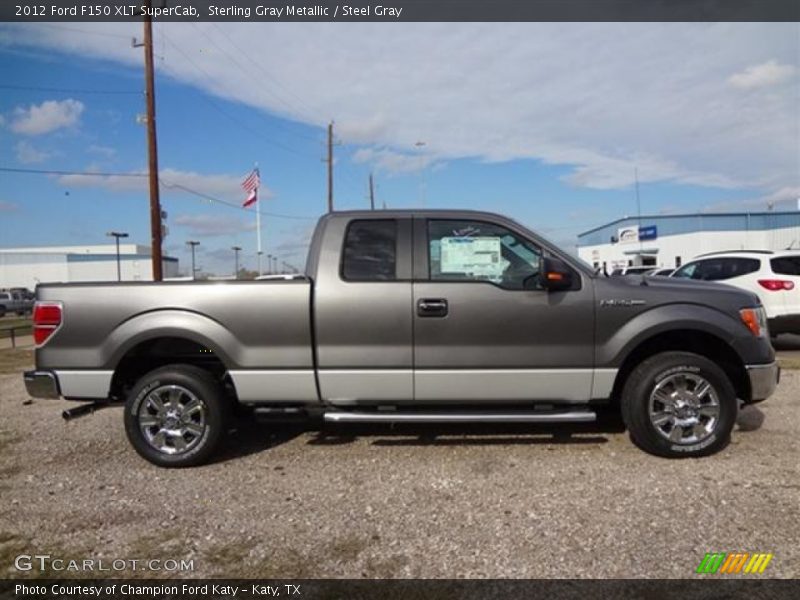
[24,210,780,466]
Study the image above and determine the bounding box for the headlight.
[739,306,768,337]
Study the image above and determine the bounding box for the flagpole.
[255,163,262,276]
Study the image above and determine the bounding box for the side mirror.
[540,256,573,291]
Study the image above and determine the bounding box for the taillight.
[758,279,794,291]
[33,302,62,346]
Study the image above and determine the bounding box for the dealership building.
[577,211,800,273]
[0,244,179,290]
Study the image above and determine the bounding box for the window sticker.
[440,236,505,279]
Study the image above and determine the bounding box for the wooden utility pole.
[369,172,375,210]
[327,121,334,213]
[143,1,163,281]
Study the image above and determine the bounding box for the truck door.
[313,216,414,405]
[412,216,598,404]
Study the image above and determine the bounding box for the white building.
[577,211,800,273]
[0,243,179,290]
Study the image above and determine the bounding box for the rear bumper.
[24,370,60,399]
[23,369,112,400]
[746,362,780,403]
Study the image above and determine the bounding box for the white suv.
[671,250,800,335]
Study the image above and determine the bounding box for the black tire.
[124,364,228,467]
[0,306,6,318]
[621,351,737,458]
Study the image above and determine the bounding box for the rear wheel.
[124,364,228,467]
[621,351,737,458]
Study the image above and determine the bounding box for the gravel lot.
[0,366,797,579]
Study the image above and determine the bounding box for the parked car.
[24,210,779,466]
[671,250,799,335]
[609,266,655,276]
[650,267,674,277]
[0,291,32,317]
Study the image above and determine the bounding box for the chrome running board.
[323,410,596,424]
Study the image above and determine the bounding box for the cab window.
[427,220,542,290]
[341,220,397,281]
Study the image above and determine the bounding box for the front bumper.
[746,362,780,403]
[24,370,60,399]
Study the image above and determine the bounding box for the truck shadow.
[736,404,765,432]
[309,418,625,448]
[213,406,764,462]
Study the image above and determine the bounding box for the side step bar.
[323,410,596,424]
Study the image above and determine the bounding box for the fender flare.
[600,303,746,368]
[101,309,240,371]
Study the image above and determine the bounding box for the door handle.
[418,298,448,317]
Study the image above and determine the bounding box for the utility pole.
[106,231,129,282]
[232,246,241,279]
[327,121,334,213]
[186,240,199,279]
[136,0,163,281]
[369,172,375,210]
[267,253,272,275]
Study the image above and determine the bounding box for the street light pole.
[232,246,241,279]
[267,254,272,275]
[106,231,129,282]
[186,240,199,280]
[415,141,427,207]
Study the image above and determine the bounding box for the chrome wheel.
[137,384,207,455]
[648,372,720,445]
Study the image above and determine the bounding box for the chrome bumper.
[23,370,60,399]
[746,362,780,402]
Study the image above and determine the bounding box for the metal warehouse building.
[0,244,179,290]
[577,211,800,273]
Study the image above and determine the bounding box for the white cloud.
[10,98,84,135]
[729,60,795,89]
[55,167,273,201]
[174,214,256,236]
[2,22,797,197]
[15,140,50,164]
[0,200,19,212]
[353,147,437,175]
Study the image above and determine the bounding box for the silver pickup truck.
[24,210,779,466]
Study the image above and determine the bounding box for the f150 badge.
[600,299,647,307]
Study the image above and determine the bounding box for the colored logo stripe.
[696,552,773,574]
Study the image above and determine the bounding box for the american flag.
[242,168,260,208]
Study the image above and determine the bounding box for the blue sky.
[1,22,797,275]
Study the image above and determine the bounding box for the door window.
[673,257,760,281]
[428,220,542,290]
[341,220,397,281]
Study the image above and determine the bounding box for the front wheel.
[124,364,228,467]
[621,351,737,458]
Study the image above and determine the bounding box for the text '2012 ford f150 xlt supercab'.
[24,210,780,466]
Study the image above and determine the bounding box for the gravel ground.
[0,368,797,579]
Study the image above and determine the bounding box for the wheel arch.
[610,328,751,405]
[103,310,239,400]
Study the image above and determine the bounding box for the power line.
[0,84,141,95]
[193,23,320,142]
[207,23,321,126]
[160,180,317,221]
[0,166,317,221]
[32,23,133,40]
[158,31,317,161]
[0,166,146,177]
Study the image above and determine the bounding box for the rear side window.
[673,257,760,281]
[771,256,800,276]
[341,220,397,281]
